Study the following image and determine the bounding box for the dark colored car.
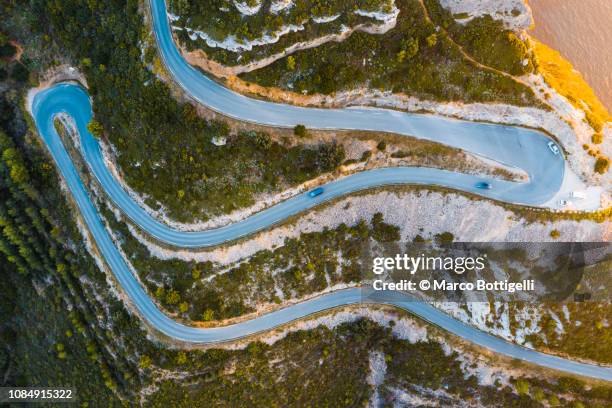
[475,182,492,190]
[308,187,324,197]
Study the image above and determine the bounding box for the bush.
[532,387,545,402]
[397,37,419,62]
[426,33,438,47]
[594,156,610,174]
[434,232,454,245]
[9,62,29,83]
[318,142,345,170]
[293,124,307,138]
[549,229,560,239]
[591,133,603,144]
[0,43,16,59]
[202,309,215,321]
[139,355,152,369]
[390,150,409,158]
[515,378,530,395]
[286,55,296,70]
[360,150,372,161]
[376,140,386,151]
[557,377,585,393]
[87,120,104,139]
[250,131,272,149]
[371,212,400,242]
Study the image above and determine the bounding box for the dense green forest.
[0,45,143,403]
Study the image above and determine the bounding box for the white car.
[547,141,560,155]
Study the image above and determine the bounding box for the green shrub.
[87,120,104,139]
[515,378,530,395]
[371,212,400,242]
[360,150,372,161]
[0,43,16,59]
[9,62,29,82]
[139,355,152,369]
[594,156,610,174]
[591,133,603,144]
[426,33,438,47]
[434,232,454,245]
[294,124,307,137]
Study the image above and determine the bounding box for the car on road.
[308,187,324,197]
[475,182,492,190]
[547,141,560,155]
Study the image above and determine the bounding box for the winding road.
[28,0,612,381]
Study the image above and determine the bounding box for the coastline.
[528,0,612,112]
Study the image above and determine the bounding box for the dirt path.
[10,41,23,61]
